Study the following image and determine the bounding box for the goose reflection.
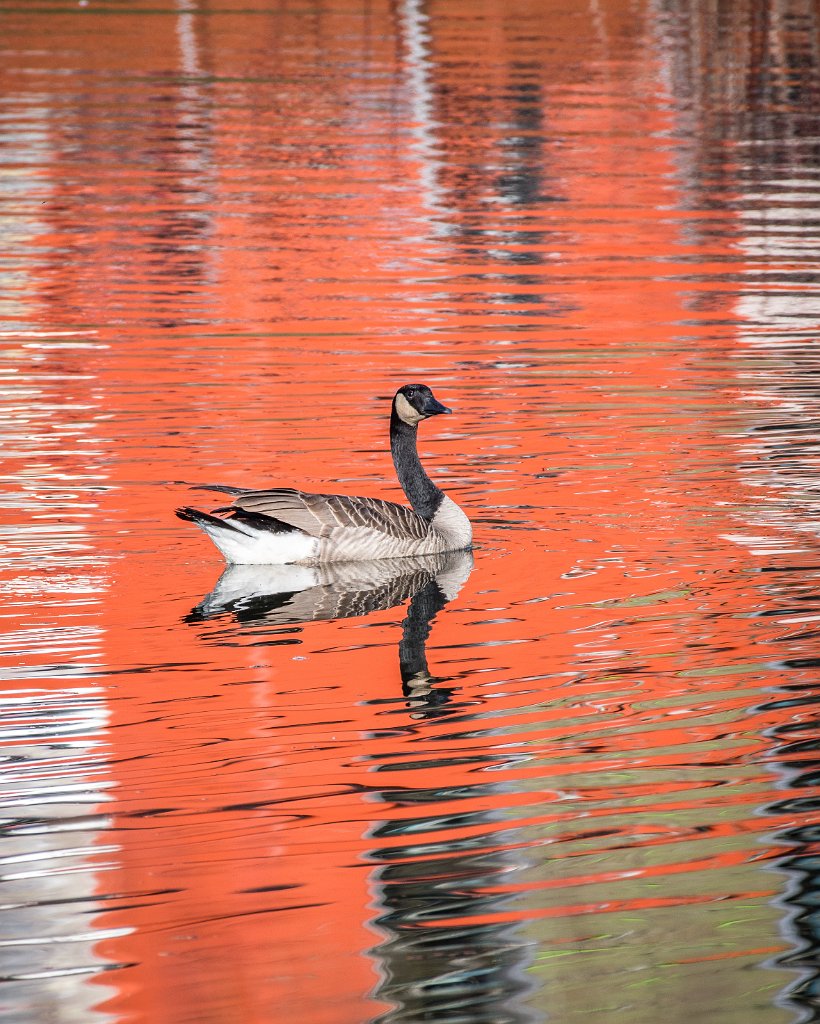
[186,550,473,710]
[185,553,538,1020]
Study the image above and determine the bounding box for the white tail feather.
[195,519,319,565]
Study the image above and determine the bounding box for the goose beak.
[423,396,451,416]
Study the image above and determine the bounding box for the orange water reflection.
[1,1,818,1023]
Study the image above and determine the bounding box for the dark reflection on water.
[370,823,536,1024]
[772,787,820,1022]
[367,681,536,1023]
[761,566,820,1023]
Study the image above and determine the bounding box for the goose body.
[176,384,472,565]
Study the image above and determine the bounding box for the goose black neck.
[390,408,444,521]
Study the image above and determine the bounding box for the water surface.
[0,1,819,1022]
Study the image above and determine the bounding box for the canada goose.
[176,383,472,565]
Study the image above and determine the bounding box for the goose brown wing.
[230,488,431,541]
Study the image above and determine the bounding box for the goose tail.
[176,506,248,534]
[176,506,319,565]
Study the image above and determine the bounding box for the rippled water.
[1,1,819,1022]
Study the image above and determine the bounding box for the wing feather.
[230,488,431,542]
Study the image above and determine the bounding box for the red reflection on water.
[1,0,818,1022]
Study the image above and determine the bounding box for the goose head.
[393,384,451,426]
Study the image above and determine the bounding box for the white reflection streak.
[0,688,119,1019]
[174,0,217,287]
[736,193,820,328]
[732,179,820,549]
[176,0,203,79]
[398,0,449,222]
[0,331,97,339]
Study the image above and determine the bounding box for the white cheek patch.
[395,393,424,425]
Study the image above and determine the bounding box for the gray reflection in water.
[368,833,536,1024]
[367,793,536,1024]
[761,664,820,1022]
[770,794,820,1020]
